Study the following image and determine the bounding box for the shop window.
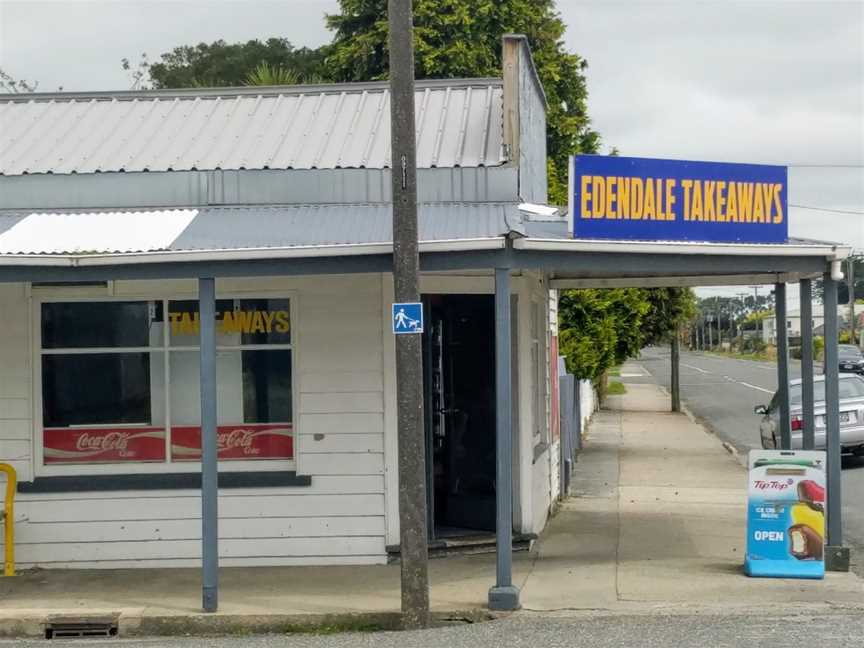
[530,300,548,453]
[38,297,294,470]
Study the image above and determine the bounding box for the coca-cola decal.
[44,427,166,463]
[171,424,293,461]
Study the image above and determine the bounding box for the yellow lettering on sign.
[262,310,276,332]
[753,184,766,223]
[275,311,290,334]
[664,179,676,221]
[737,183,754,222]
[761,183,774,224]
[592,176,606,218]
[704,181,716,222]
[220,310,235,334]
[250,311,266,334]
[235,310,253,333]
[716,181,727,222]
[168,312,183,335]
[618,177,630,219]
[691,181,703,221]
[179,312,195,335]
[605,176,617,218]
[681,180,693,220]
[726,182,739,222]
[580,175,592,218]
[643,178,656,220]
[772,183,784,224]
[631,178,644,219]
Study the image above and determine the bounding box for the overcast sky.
[1,0,862,299]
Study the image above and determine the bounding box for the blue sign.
[570,155,788,243]
[392,302,423,335]
[745,450,825,579]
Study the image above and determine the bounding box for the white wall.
[526,273,553,535]
[0,275,388,568]
[1,272,567,566]
[0,283,32,485]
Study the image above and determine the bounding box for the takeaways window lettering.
[168,309,290,336]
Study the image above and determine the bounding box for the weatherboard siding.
[0,275,388,568]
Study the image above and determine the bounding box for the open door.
[423,295,496,538]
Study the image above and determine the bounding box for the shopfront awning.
[0,203,523,266]
[0,206,850,284]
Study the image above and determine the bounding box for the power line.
[787,164,864,168]
[790,204,864,215]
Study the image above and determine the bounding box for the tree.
[558,289,651,381]
[558,287,696,382]
[642,288,697,345]
[144,38,329,88]
[0,67,38,93]
[325,0,601,204]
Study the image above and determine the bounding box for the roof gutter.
[513,237,852,260]
[0,237,506,268]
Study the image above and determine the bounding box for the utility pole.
[388,0,430,629]
[671,330,681,412]
[848,257,856,344]
[707,314,714,349]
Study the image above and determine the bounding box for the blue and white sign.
[745,450,826,579]
[392,302,423,334]
[569,155,788,243]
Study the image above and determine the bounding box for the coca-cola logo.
[216,429,260,455]
[76,431,132,452]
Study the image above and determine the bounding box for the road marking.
[682,363,712,374]
[739,381,774,394]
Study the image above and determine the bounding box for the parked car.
[838,344,864,374]
[756,374,864,455]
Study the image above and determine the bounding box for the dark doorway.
[423,294,496,539]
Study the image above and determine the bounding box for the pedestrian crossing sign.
[392,302,423,334]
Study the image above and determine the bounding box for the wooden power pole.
[848,257,856,343]
[388,0,431,629]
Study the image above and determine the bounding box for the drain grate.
[45,620,118,640]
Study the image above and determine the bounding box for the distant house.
[761,305,857,344]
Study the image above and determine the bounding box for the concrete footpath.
[0,373,861,637]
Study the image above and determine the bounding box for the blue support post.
[800,279,816,450]
[199,277,219,612]
[822,274,844,552]
[488,267,519,611]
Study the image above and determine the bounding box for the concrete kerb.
[654,383,748,468]
[0,608,498,639]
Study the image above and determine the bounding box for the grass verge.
[606,379,626,395]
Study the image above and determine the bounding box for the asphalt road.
[5,613,864,648]
[636,347,864,575]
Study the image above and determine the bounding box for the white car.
[756,374,864,455]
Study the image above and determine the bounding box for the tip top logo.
[753,479,793,491]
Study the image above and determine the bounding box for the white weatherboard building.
[0,36,848,580]
[0,37,580,568]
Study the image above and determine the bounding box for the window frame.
[530,297,549,454]
[31,289,299,478]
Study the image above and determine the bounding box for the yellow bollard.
[0,463,15,577]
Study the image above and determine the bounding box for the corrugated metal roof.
[0,79,505,176]
[0,209,197,254]
[0,203,521,255]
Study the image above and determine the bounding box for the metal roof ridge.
[0,201,521,216]
[0,77,504,103]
